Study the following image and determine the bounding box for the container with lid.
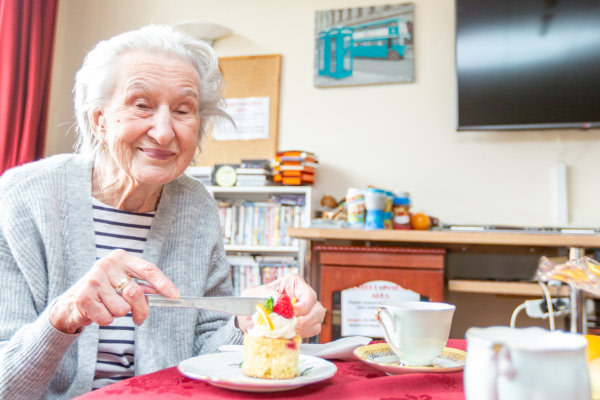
[346,188,365,228]
[364,187,386,230]
[393,192,411,230]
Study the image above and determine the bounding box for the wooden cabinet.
[315,245,445,343]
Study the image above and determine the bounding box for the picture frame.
[314,3,415,87]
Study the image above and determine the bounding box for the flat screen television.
[455,0,600,131]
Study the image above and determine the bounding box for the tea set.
[370,300,591,400]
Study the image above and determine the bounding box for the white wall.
[46,0,600,227]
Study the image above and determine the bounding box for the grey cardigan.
[0,154,243,400]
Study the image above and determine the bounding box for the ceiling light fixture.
[173,21,232,46]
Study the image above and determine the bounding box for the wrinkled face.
[93,51,201,186]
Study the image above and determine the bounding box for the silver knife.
[145,294,267,315]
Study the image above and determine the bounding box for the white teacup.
[375,301,455,366]
[464,326,590,400]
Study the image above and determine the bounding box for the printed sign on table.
[341,280,419,337]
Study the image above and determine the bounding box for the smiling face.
[92,51,201,204]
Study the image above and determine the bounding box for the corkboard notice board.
[195,54,282,166]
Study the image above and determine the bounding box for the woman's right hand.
[49,249,179,334]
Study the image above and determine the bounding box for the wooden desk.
[290,227,600,289]
[289,227,600,338]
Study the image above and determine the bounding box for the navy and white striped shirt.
[91,198,155,390]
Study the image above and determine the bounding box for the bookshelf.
[206,186,312,295]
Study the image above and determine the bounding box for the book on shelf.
[274,169,315,177]
[237,159,273,175]
[273,173,314,185]
[216,200,304,247]
[187,165,213,176]
[185,166,213,186]
[236,167,272,175]
[234,160,274,186]
[285,175,313,185]
[235,174,273,187]
[276,150,318,160]
[227,254,299,295]
[226,255,258,266]
[240,159,273,169]
[268,193,306,206]
[255,255,297,264]
[272,150,318,186]
[260,265,299,285]
[227,255,260,296]
[274,164,316,174]
[276,155,319,164]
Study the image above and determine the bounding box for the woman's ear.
[90,109,106,138]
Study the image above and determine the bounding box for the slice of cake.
[242,294,301,379]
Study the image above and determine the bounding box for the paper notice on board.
[212,97,270,141]
[341,280,420,338]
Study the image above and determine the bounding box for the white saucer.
[353,343,465,375]
[178,352,337,392]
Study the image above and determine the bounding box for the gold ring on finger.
[115,276,132,295]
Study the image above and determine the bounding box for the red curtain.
[0,0,58,175]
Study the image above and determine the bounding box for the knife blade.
[145,294,267,315]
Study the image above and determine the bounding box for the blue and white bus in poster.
[350,17,411,60]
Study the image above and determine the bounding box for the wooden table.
[289,227,600,337]
[289,227,600,248]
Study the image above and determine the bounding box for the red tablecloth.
[75,339,466,400]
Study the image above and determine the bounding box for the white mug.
[375,301,455,365]
[464,326,590,400]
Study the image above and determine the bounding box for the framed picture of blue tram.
[314,3,414,87]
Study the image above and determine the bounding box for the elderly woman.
[0,25,325,399]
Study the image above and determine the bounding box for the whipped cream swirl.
[248,312,297,339]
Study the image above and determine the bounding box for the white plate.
[219,336,372,360]
[178,352,337,392]
[353,343,466,375]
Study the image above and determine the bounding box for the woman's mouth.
[139,148,176,160]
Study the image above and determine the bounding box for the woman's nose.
[148,106,175,144]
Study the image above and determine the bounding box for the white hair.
[73,24,230,162]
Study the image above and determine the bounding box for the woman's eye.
[136,103,149,109]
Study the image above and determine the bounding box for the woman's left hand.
[237,274,325,338]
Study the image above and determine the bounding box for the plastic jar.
[393,192,411,230]
[346,188,365,228]
[364,187,386,230]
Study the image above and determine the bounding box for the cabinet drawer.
[316,245,445,270]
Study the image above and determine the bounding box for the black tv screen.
[456,0,600,130]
